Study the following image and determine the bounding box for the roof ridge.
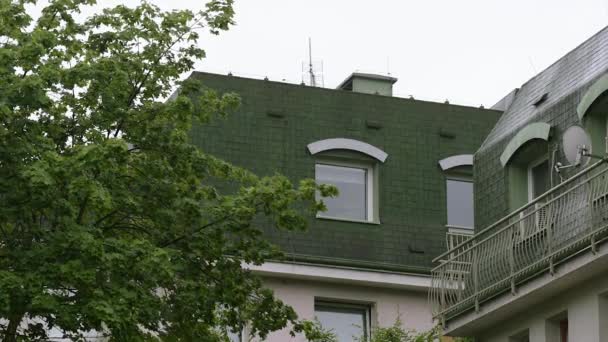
[479,25,608,149]
[517,25,608,91]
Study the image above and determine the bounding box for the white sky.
[39,0,608,106]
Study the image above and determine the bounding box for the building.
[430,27,608,341]
[187,71,501,341]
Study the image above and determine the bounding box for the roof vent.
[337,72,398,96]
[533,93,549,107]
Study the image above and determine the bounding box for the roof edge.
[189,71,503,112]
[499,122,552,166]
[578,72,608,120]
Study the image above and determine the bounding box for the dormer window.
[500,122,552,210]
[439,154,475,230]
[580,97,608,156]
[315,162,373,221]
[446,178,474,229]
[578,72,608,156]
[307,138,387,224]
[528,157,550,201]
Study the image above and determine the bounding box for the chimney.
[337,72,398,96]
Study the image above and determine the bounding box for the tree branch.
[160,215,230,248]
[76,196,89,225]
[93,209,120,228]
[113,14,205,138]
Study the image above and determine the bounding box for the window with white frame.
[446,177,474,229]
[528,157,550,201]
[438,155,475,231]
[315,161,375,222]
[314,301,371,342]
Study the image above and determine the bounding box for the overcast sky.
[42,0,608,107]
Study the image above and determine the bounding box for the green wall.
[188,72,501,274]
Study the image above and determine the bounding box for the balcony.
[445,229,473,252]
[429,160,608,323]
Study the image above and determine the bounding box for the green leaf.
[0,0,326,340]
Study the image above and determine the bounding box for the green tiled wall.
[475,78,605,231]
[188,72,501,273]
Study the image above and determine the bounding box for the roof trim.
[307,138,388,162]
[245,261,430,291]
[500,122,552,167]
[577,73,608,121]
[438,154,474,170]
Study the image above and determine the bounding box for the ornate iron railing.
[445,229,473,251]
[430,160,608,322]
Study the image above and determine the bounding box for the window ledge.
[316,215,380,225]
[446,225,474,234]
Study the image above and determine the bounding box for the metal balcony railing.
[445,229,473,251]
[430,160,608,322]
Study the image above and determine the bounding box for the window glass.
[316,164,367,220]
[447,179,474,228]
[531,159,550,199]
[315,302,369,342]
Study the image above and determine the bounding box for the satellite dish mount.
[554,125,605,180]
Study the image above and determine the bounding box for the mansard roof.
[481,26,608,151]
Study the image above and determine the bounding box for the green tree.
[0,0,334,340]
[357,320,439,342]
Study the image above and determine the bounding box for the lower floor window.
[227,330,241,342]
[314,300,371,342]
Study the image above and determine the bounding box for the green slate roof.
[480,26,608,152]
[187,72,501,274]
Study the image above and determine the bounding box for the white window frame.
[527,156,549,202]
[445,175,475,231]
[519,157,550,239]
[315,159,376,223]
[314,300,372,342]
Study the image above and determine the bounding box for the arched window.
[307,138,387,223]
[578,73,608,156]
[500,122,552,210]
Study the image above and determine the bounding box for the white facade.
[247,262,433,341]
[476,272,608,342]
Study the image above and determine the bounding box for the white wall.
[257,276,433,342]
[476,272,608,342]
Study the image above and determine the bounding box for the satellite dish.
[562,125,591,165]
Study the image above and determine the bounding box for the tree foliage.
[0,0,335,340]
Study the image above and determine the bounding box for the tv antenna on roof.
[302,38,324,87]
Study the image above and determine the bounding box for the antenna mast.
[301,38,324,87]
[308,38,316,87]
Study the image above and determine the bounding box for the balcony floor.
[443,239,608,336]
